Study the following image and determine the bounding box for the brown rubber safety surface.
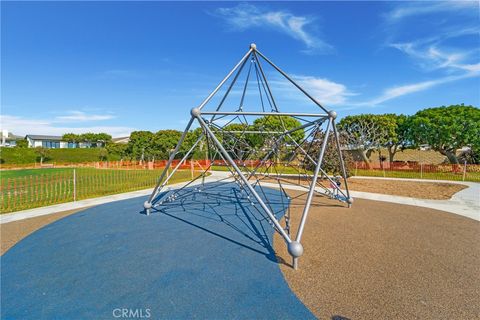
[274,191,480,320]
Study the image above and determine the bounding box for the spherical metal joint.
[347,197,354,205]
[190,107,201,118]
[328,110,337,120]
[250,43,257,50]
[143,201,152,209]
[288,241,304,258]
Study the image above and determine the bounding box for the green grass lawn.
[0,167,203,213]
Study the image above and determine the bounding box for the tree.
[35,147,50,165]
[98,148,108,161]
[127,131,155,161]
[305,131,354,176]
[383,114,410,162]
[106,143,129,160]
[248,115,305,159]
[153,130,183,159]
[15,139,28,148]
[407,104,480,164]
[338,114,396,167]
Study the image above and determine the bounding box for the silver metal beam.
[296,118,332,242]
[202,111,329,117]
[198,48,253,110]
[332,120,352,204]
[196,115,292,243]
[147,117,194,204]
[255,50,330,114]
[151,133,205,203]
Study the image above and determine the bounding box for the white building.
[25,135,96,148]
[0,130,23,147]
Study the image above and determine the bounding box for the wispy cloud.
[0,114,134,137]
[362,1,480,107]
[270,74,355,106]
[385,1,478,22]
[212,3,332,54]
[357,71,479,106]
[55,111,115,122]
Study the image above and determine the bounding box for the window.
[42,141,60,148]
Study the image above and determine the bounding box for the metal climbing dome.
[143,43,352,269]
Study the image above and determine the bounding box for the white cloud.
[385,1,478,22]
[213,3,332,54]
[357,71,479,106]
[55,111,115,122]
[268,74,354,106]
[0,115,134,137]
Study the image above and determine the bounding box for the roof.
[26,135,63,141]
[0,132,23,140]
[112,136,130,144]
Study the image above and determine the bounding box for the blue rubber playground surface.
[1,182,315,319]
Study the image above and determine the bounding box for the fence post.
[190,159,194,180]
[73,168,76,201]
[355,162,358,176]
[420,163,423,179]
[462,160,467,181]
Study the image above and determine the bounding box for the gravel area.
[262,176,467,200]
[274,191,480,319]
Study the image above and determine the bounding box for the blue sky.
[1,1,479,137]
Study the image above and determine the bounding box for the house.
[0,130,23,147]
[25,135,97,149]
[112,136,130,144]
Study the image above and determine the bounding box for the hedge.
[0,147,121,164]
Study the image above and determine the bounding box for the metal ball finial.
[288,241,304,258]
[190,107,201,118]
[328,110,337,120]
[250,43,257,50]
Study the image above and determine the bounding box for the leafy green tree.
[153,130,182,159]
[98,148,108,161]
[35,147,51,165]
[306,131,354,176]
[62,133,80,148]
[127,131,155,161]
[407,104,480,164]
[383,114,410,162]
[106,142,129,160]
[95,133,112,147]
[338,114,396,167]
[15,139,28,148]
[250,116,304,153]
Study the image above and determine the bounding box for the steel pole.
[198,49,253,110]
[255,50,329,114]
[147,117,194,204]
[332,121,351,203]
[196,114,292,243]
[296,118,332,242]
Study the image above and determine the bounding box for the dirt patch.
[347,178,467,200]
[261,176,467,200]
[1,208,85,255]
[274,191,480,319]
